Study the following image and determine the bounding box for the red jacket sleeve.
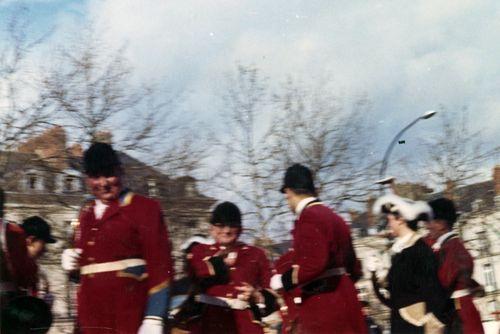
[188,244,228,279]
[137,200,174,293]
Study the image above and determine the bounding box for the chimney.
[494,165,500,196]
[95,131,113,144]
[366,197,375,227]
[348,209,359,224]
[444,180,455,201]
[69,144,83,157]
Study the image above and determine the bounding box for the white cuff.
[270,274,283,290]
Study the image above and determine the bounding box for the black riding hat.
[210,202,242,228]
[280,163,316,195]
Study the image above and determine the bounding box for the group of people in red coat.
[1,140,485,334]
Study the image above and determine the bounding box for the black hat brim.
[45,237,57,244]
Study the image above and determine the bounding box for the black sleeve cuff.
[261,289,278,316]
[69,271,81,283]
[208,256,228,279]
[282,269,295,291]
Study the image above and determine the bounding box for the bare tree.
[0,8,53,151]
[0,7,54,202]
[274,77,378,212]
[41,24,175,155]
[210,64,286,240]
[211,67,378,241]
[421,106,500,194]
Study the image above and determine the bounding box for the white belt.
[0,282,16,293]
[450,288,470,299]
[80,258,146,275]
[196,294,249,310]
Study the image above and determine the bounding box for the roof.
[428,180,495,214]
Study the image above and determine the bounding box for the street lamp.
[378,110,437,185]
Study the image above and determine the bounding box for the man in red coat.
[61,142,174,334]
[271,164,367,334]
[425,198,484,334]
[186,201,276,334]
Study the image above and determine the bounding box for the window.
[24,171,44,191]
[64,175,79,192]
[185,183,195,197]
[27,174,38,190]
[483,263,497,292]
[148,179,158,197]
[472,199,483,211]
[56,169,82,193]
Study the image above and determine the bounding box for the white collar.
[432,231,456,251]
[295,197,317,217]
[391,232,418,254]
[94,200,109,220]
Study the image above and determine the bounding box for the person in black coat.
[369,194,452,334]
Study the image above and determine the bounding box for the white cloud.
[2,0,499,159]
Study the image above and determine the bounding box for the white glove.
[365,253,381,273]
[61,248,82,271]
[270,274,283,290]
[137,317,163,334]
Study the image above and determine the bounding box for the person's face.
[210,224,240,246]
[425,219,448,239]
[26,237,46,259]
[86,173,122,203]
[387,214,405,237]
[283,188,297,212]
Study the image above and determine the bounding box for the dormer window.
[24,170,44,191]
[56,169,82,193]
[27,174,38,190]
[64,175,78,192]
[148,179,158,197]
[185,183,195,197]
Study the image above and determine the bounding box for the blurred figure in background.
[361,300,383,334]
[1,215,56,311]
[425,198,484,334]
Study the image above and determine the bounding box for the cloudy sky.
[1,0,499,182]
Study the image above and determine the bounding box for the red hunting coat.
[424,234,484,334]
[75,192,173,334]
[187,241,272,334]
[277,201,367,334]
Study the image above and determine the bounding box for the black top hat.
[428,197,458,228]
[83,142,122,177]
[280,163,316,195]
[21,216,56,243]
[210,202,242,228]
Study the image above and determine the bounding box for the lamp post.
[378,110,437,191]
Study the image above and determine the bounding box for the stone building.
[0,127,215,332]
